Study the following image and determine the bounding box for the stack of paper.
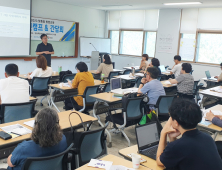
[1,124,32,136]
[24,120,35,128]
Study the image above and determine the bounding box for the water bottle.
[58,66,62,73]
[101,74,105,83]
[132,67,135,76]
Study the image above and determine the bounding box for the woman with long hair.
[7,108,67,170]
[96,54,113,77]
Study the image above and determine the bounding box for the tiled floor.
[0,96,222,168]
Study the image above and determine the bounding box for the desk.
[202,77,218,82]
[90,93,121,103]
[76,154,150,170]
[115,73,144,80]
[123,66,140,70]
[89,69,123,74]
[119,145,164,170]
[19,72,59,79]
[0,110,97,159]
[161,80,177,88]
[198,104,222,140]
[29,97,37,101]
[49,80,106,112]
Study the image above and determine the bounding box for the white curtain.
[108,11,120,30]
[180,9,198,33]
[144,10,159,31]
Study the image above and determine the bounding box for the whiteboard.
[80,37,111,56]
[179,38,196,61]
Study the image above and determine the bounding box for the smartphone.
[0,131,12,140]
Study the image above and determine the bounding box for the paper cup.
[53,71,56,74]
[132,153,141,169]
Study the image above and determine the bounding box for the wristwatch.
[140,82,144,85]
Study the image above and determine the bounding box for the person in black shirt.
[156,99,222,170]
[36,34,54,66]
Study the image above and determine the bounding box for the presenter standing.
[36,34,54,67]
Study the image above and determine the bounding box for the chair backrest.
[103,83,110,92]
[125,97,144,120]
[193,80,200,94]
[1,101,36,123]
[21,143,74,170]
[112,62,115,69]
[32,77,50,91]
[83,85,100,104]
[157,76,161,81]
[75,126,107,167]
[190,70,194,75]
[108,71,120,82]
[135,77,142,88]
[62,74,76,83]
[123,69,131,75]
[156,95,175,116]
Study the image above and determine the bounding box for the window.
[196,33,222,64]
[143,32,157,57]
[110,31,119,54]
[120,31,143,56]
[179,33,196,61]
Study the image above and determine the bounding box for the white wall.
[0,0,106,79]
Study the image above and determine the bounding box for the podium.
[90,51,100,70]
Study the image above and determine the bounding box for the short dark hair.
[76,62,88,72]
[36,55,47,71]
[142,54,149,61]
[182,63,192,73]
[5,64,18,76]
[151,58,160,67]
[174,55,181,61]
[31,108,63,147]
[169,99,202,129]
[147,67,159,79]
[220,63,222,67]
[40,34,47,39]
[103,54,112,64]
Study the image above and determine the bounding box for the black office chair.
[134,77,142,88]
[105,97,144,146]
[154,95,175,122]
[122,69,131,75]
[107,71,120,82]
[29,77,51,106]
[62,74,76,83]
[0,101,36,124]
[21,143,73,170]
[70,126,107,168]
[103,83,110,92]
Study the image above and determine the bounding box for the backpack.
[59,70,72,82]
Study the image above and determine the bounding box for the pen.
[11,132,21,136]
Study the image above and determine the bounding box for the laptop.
[205,71,217,80]
[159,65,170,73]
[110,78,123,94]
[135,122,160,160]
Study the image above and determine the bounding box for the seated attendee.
[28,55,53,79]
[7,108,67,170]
[206,110,222,127]
[214,63,222,82]
[138,67,165,110]
[169,63,194,99]
[150,58,161,75]
[139,54,149,71]
[65,62,94,110]
[170,55,182,78]
[0,64,29,104]
[156,99,222,170]
[96,54,113,77]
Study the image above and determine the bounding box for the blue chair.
[69,85,100,114]
[190,70,194,75]
[134,77,142,88]
[122,69,131,75]
[154,95,175,122]
[107,71,120,82]
[105,97,144,146]
[103,83,110,92]
[0,101,36,123]
[29,77,51,106]
[71,126,107,168]
[21,143,73,170]
[62,74,76,83]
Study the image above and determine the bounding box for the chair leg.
[50,97,61,112]
[75,155,80,168]
[120,129,130,147]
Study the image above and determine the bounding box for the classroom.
[0,0,222,169]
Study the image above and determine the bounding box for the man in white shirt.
[170,55,182,78]
[0,64,29,104]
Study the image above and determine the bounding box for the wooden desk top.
[119,145,164,170]
[199,86,222,98]
[161,80,177,88]
[199,104,222,131]
[19,72,59,79]
[49,80,106,90]
[77,154,150,170]
[29,97,37,101]
[90,92,122,103]
[162,72,171,76]
[123,66,140,70]
[89,69,123,74]
[0,110,97,147]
